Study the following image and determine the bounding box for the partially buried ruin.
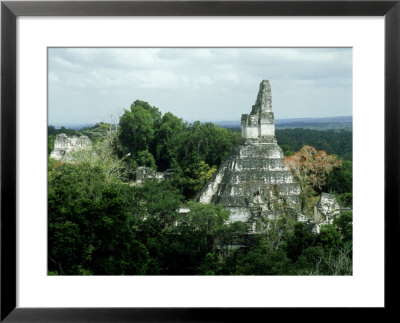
[197,80,301,230]
[136,167,175,184]
[50,133,92,161]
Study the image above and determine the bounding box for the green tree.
[285,222,315,261]
[48,135,55,155]
[48,125,58,136]
[326,160,352,194]
[276,128,352,161]
[294,246,325,274]
[155,202,229,275]
[197,253,221,275]
[136,150,156,169]
[154,112,186,171]
[118,105,155,154]
[333,211,353,243]
[48,162,151,275]
[179,122,240,169]
[227,238,294,275]
[171,156,217,199]
[132,180,184,227]
[280,144,294,156]
[181,201,230,234]
[159,223,213,275]
[317,224,343,251]
[326,160,353,207]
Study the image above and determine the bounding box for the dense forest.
[48,100,352,275]
[224,127,352,162]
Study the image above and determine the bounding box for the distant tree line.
[276,128,352,161]
[225,126,352,161]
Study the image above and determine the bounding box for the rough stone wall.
[201,141,301,223]
[135,167,175,184]
[197,80,301,225]
[50,133,91,161]
[136,166,164,183]
[314,193,341,224]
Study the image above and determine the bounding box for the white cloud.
[48,47,352,124]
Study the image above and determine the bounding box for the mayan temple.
[197,80,301,228]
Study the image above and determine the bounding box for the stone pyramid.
[197,80,301,224]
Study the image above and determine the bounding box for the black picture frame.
[1,1,399,321]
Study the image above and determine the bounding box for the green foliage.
[80,122,116,141]
[136,150,156,169]
[48,162,150,275]
[295,246,325,273]
[132,180,184,227]
[286,223,315,261]
[113,101,239,199]
[171,158,217,199]
[220,234,295,275]
[68,131,133,182]
[178,122,240,169]
[48,270,60,276]
[286,221,352,275]
[280,144,294,156]
[58,126,80,137]
[48,135,55,155]
[197,253,221,275]
[118,103,157,155]
[154,112,186,170]
[116,100,163,172]
[48,99,352,276]
[317,224,343,251]
[334,211,353,242]
[48,160,352,275]
[48,220,84,274]
[326,160,352,194]
[160,223,213,275]
[48,157,58,172]
[213,221,249,251]
[154,202,230,274]
[276,128,352,161]
[335,192,352,208]
[181,201,229,233]
[48,163,106,203]
[326,160,352,207]
[48,125,58,136]
[48,123,116,143]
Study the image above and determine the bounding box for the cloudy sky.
[48,47,352,126]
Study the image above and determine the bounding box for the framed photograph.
[1,0,399,321]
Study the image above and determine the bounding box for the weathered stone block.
[314,193,341,224]
[50,133,91,161]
